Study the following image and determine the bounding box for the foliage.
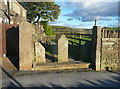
[20,2,61,23]
[45,26,53,35]
[40,21,53,35]
[40,21,48,31]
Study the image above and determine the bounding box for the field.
[68,37,92,45]
[103,27,120,31]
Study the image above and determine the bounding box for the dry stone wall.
[91,26,119,71]
[101,38,120,70]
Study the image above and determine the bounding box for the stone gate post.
[58,34,68,62]
[91,26,102,71]
[35,41,46,63]
[19,22,35,70]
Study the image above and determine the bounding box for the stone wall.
[0,2,1,57]
[101,38,119,70]
[19,22,35,70]
[92,27,120,71]
[0,1,1,69]
[100,30,120,70]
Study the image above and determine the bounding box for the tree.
[20,2,61,23]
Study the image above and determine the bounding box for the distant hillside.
[50,25,92,34]
[103,27,120,31]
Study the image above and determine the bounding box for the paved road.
[2,69,120,88]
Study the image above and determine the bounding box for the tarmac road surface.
[1,70,120,88]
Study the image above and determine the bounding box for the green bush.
[40,21,48,31]
[45,26,53,35]
[40,21,53,35]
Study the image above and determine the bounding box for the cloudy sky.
[49,1,119,28]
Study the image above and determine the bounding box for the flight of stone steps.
[35,40,91,71]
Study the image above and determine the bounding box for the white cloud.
[55,0,119,2]
[64,2,118,22]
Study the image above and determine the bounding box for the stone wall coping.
[102,42,115,45]
[102,38,120,40]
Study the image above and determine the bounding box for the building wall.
[1,22,19,56]
[1,0,27,24]
[10,1,26,18]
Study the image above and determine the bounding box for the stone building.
[0,0,26,24]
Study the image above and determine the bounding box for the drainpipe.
[7,0,10,24]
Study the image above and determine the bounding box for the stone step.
[33,61,90,71]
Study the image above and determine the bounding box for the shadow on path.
[1,66,120,89]
[0,66,24,88]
